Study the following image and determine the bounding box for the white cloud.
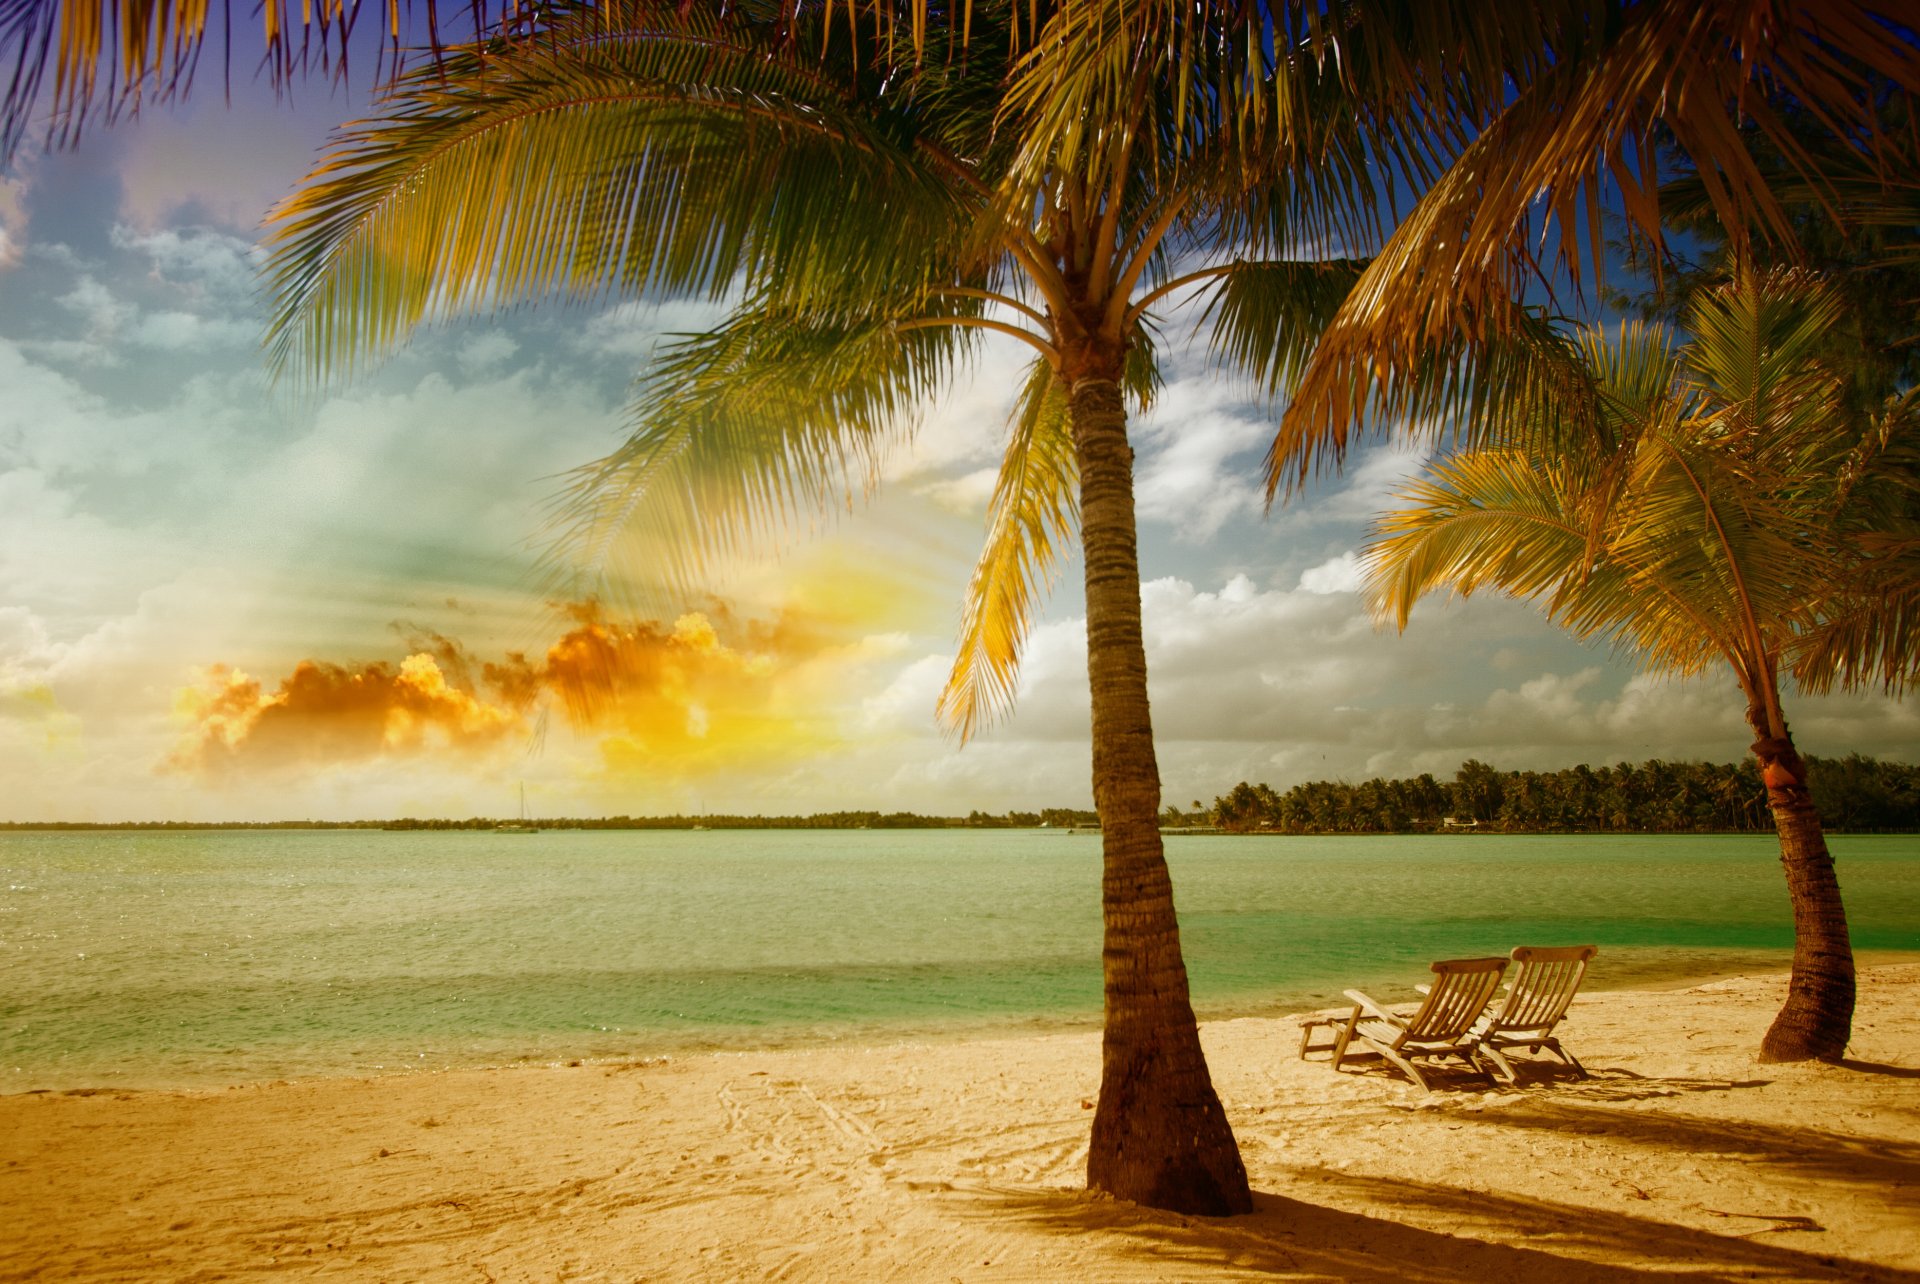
[128,309,256,350]
[1130,374,1269,540]
[1297,551,1363,594]
[109,224,259,298]
[912,466,999,514]
[574,297,733,361]
[456,331,521,374]
[57,275,136,338]
[854,573,1920,813]
[886,343,1036,488]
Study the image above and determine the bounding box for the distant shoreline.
[5,819,1918,834]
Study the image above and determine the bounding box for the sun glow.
[167,563,930,788]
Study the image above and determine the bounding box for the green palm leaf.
[938,356,1078,739]
[545,292,980,606]
[265,8,969,383]
[1367,268,1892,706]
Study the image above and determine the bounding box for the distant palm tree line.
[5,760,1911,835]
[1195,755,1920,836]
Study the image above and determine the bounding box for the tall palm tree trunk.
[1747,710,1855,1062]
[1068,376,1252,1216]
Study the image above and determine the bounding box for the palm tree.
[257,0,1455,1214]
[1362,269,1917,1062]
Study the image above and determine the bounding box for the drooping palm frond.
[997,0,1415,271]
[1789,391,1920,695]
[937,356,1078,739]
[544,292,981,607]
[1,0,960,157]
[264,6,972,383]
[1265,291,1601,498]
[2,0,378,155]
[1363,449,1604,630]
[1196,257,1366,397]
[1368,270,1894,720]
[1267,0,1920,484]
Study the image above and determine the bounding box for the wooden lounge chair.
[1298,957,1509,1092]
[1469,945,1598,1084]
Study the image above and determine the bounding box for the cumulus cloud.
[127,309,255,350]
[1130,375,1272,540]
[456,331,520,374]
[876,572,1920,813]
[572,298,733,362]
[109,224,258,298]
[54,275,136,350]
[166,597,900,783]
[1297,551,1363,594]
[168,652,522,777]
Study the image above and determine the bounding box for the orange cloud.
[168,653,521,778]
[490,602,841,776]
[168,598,874,782]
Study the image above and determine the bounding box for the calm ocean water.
[4,829,1917,1090]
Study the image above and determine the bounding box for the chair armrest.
[1341,989,1404,1022]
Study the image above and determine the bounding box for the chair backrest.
[1488,945,1598,1033]
[1406,957,1508,1041]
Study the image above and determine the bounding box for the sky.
[2,74,1917,823]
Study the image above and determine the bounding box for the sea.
[4,829,1917,1091]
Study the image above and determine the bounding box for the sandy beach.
[4,963,1917,1282]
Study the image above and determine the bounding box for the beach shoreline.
[17,947,1920,1098]
[6,963,1918,1281]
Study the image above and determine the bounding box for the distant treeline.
[383,808,1104,831]
[0,808,1103,832]
[4,755,1915,832]
[1199,754,1920,834]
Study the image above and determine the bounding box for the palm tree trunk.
[1747,709,1855,1063]
[1068,376,1252,1216]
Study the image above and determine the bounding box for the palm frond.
[1273,0,1920,477]
[265,9,968,383]
[1364,450,1595,629]
[2,0,398,156]
[544,292,979,607]
[1197,257,1365,397]
[937,356,1078,740]
[1265,294,1597,494]
[1793,389,1920,693]
[1369,270,1893,709]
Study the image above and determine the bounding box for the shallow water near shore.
[4,829,1916,1090]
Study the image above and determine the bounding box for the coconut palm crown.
[1363,269,1920,1062]
[261,0,1455,1213]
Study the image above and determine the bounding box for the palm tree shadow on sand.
[950,1179,1919,1282]
[939,1061,1920,1282]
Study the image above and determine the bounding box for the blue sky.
[1,71,1915,822]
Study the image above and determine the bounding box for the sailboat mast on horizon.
[501,781,539,834]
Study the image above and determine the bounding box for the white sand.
[4,965,1918,1281]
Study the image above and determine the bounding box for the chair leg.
[1476,1043,1520,1086]
[1547,1041,1588,1079]
[1328,1008,1361,1073]
[1350,1031,1432,1092]
[1374,1044,1433,1093]
[1299,1018,1336,1060]
[1464,1050,1501,1090]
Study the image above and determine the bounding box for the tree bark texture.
[1748,715,1855,1063]
[1069,377,1252,1216]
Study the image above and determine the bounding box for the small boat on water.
[499,783,540,834]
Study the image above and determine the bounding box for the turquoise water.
[3,830,1916,1090]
